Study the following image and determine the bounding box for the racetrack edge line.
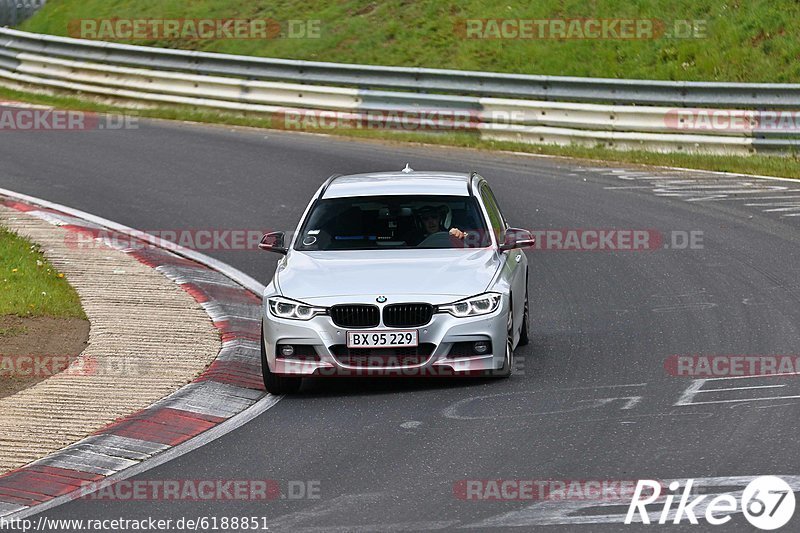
[0,187,279,520]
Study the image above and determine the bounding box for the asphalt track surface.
[1,119,800,532]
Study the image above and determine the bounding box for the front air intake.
[382,303,433,327]
[329,304,380,328]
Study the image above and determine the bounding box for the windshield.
[295,195,491,251]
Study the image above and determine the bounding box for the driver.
[417,205,466,240]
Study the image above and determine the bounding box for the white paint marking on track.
[684,195,729,202]
[680,394,800,406]
[651,303,717,313]
[703,372,800,381]
[596,167,800,220]
[675,374,800,407]
[563,382,648,390]
[741,195,800,202]
[698,384,786,393]
[442,387,646,420]
[674,380,706,406]
[764,206,800,212]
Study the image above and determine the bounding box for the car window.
[480,182,506,244]
[295,195,491,250]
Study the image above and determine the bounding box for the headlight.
[268,296,326,320]
[437,292,502,317]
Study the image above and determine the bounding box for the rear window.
[295,195,491,251]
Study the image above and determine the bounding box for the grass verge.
[1,84,800,180]
[0,225,86,319]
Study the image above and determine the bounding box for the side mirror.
[259,232,287,254]
[499,228,535,252]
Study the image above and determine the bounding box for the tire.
[261,325,302,394]
[490,308,515,379]
[518,284,530,347]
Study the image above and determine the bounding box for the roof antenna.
[401,163,414,174]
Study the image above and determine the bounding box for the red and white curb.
[0,192,273,518]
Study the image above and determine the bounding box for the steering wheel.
[417,231,452,247]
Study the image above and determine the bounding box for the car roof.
[321,170,474,199]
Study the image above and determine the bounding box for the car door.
[479,180,526,343]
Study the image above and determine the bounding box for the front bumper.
[262,299,508,377]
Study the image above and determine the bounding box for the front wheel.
[261,325,302,394]
[490,309,514,379]
[518,285,530,346]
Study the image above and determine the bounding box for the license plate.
[346,330,418,348]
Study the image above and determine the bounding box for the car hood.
[276,248,500,303]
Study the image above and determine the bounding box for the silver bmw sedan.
[259,166,534,393]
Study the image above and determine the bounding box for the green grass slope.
[0,226,85,318]
[19,0,800,82]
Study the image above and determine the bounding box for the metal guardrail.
[2,27,800,108]
[0,27,799,155]
[0,1,45,27]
